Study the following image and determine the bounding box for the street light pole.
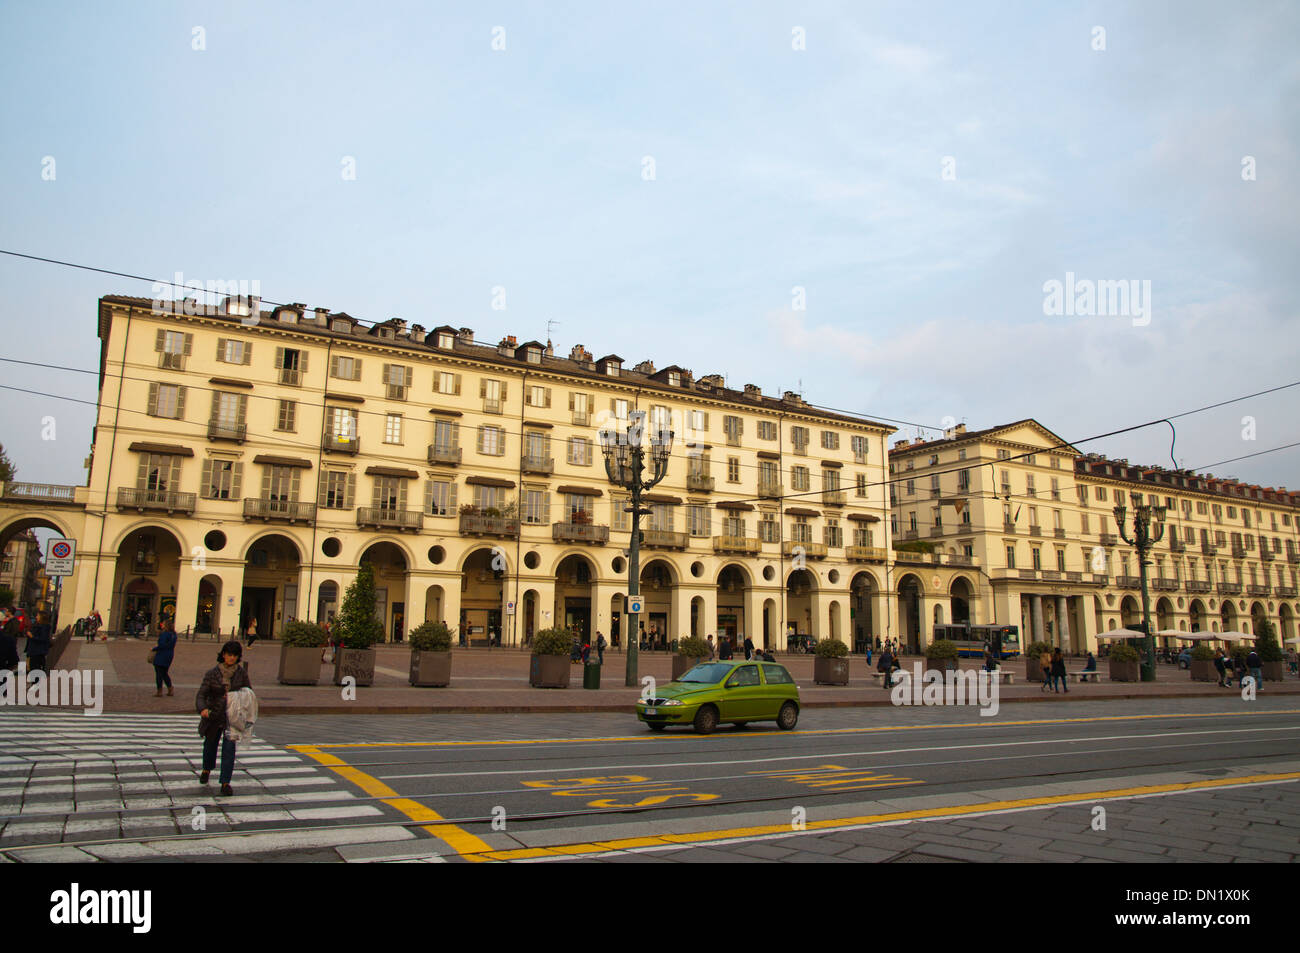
[599,411,673,688]
[1114,490,1166,682]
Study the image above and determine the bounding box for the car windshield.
[677,663,733,684]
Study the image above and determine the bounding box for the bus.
[931,623,1021,659]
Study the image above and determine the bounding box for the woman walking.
[24,612,52,677]
[244,615,258,647]
[196,640,251,797]
[1039,646,1054,692]
[1050,647,1068,693]
[152,619,177,696]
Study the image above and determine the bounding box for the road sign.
[505,601,515,614]
[47,538,75,576]
[629,596,643,614]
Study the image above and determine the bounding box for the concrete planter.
[1189,659,1215,682]
[673,654,707,680]
[409,650,452,687]
[278,646,324,685]
[333,648,376,687]
[529,654,570,688]
[813,657,850,686]
[1025,658,1043,682]
[1262,661,1286,682]
[923,658,959,676]
[1109,659,1140,682]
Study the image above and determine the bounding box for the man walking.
[596,631,606,664]
[743,634,754,660]
[1214,648,1229,687]
[1247,647,1263,691]
[878,644,895,689]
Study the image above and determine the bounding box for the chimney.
[313,306,330,327]
[699,374,724,389]
[743,383,761,400]
[952,423,967,435]
[782,390,805,406]
[634,360,656,375]
[457,327,475,344]
[568,344,592,362]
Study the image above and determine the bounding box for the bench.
[869,670,1014,684]
[1069,670,1100,683]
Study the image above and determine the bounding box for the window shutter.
[232,462,243,498]
[398,482,408,508]
[275,346,285,370]
[290,469,301,501]
[148,382,158,415]
[155,329,165,351]
[237,395,248,427]
[330,355,340,378]
[317,473,329,508]
[345,472,356,509]
[568,393,574,411]
[261,467,272,498]
[424,480,434,514]
[200,459,213,497]
[545,388,551,408]
[451,422,459,446]
[500,382,508,402]
[183,334,193,355]
[382,364,392,386]
[543,436,551,457]
[610,398,617,413]
[217,338,228,360]
[476,427,484,453]
[448,482,457,511]
[136,456,148,489]
[453,373,461,395]
[243,342,253,365]
[479,379,486,398]
[175,386,186,419]
[352,359,362,381]
[299,350,308,374]
[403,366,413,388]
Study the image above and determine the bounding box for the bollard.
[583,659,601,689]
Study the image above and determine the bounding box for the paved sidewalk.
[38,639,1300,715]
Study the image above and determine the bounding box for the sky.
[1,0,1298,522]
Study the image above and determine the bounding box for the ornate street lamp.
[1114,491,1167,682]
[599,411,674,687]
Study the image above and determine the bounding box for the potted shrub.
[1024,640,1053,682]
[530,627,572,688]
[1189,643,1216,682]
[813,638,850,685]
[673,636,711,679]
[923,638,960,674]
[1256,620,1285,682]
[333,562,383,687]
[277,620,329,685]
[1108,642,1141,682]
[409,620,453,687]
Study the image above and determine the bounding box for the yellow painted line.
[296,707,1300,750]
[293,745,492,856]
[469,771,1300,862]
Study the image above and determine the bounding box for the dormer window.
[331,318,350,333]
[279,310,298,325]
[606,363,620,377]
[667,372,681,387]
[526,347,542,364]
[437,332,454,349]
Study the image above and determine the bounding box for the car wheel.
[647,723,666,732]
[777,701,798,730]
[693,704,719,735]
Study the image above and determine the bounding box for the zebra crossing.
[0,711,423,861]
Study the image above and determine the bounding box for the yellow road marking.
[295,708,1300,750]
[293,745,491,855]
[469,771,1300,861]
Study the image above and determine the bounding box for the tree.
[0,444,15,483]
[335,562,383,649]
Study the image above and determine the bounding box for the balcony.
[1231,544,1247,558]
[686,472,715,492]
[520,455,555,475]
[483,398,503,415]
[116,488,196,514]
[1065,571,1083,583]
[713,535,761,555]
[1054,528,1067,539]
[1289,552,1299,564]
[1169,538,1186,552]
[945,554,979,567]
[782,540,828,559]
[1246,584,1271,597]
[1018,569,1039,580]
[553,522,610,544]
[1185,580,1212,593]
[845,546,887,563]
[1153,577,1180,591]
[1100,533,1118,546]
[278,367,301,386]
[1202,543,1219,556]
[1087,573,1107,586]
[641,529,689,550]
[1001,484,1012,495]
[427,444,462,466]
[1116,575,1141,588]
[1217,583,1241,595]
[207,421,247,443]
[1040,570,1061,581]
[1028,525,1042,537]
[929,526,945,537]
[1260,547,1276,562]
[894,550,932,565]
[322,433,360,455]
[1275,585,1297,598]
[1003,521,1017,533]
[903,529,919,541]
[758,480,783,499]
[357,507,424,532]
[460,511,520,538]
[243,498,316,524]
[823,490,846,506]
[0,482,78,505]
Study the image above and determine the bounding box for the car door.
[720,663,764,719]
[760,663,796,718]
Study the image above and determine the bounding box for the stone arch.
[548,547,602,579]
[897,572,925,654]
[949,575,975,625]
[555,553,598,639]
[0,512,78,549]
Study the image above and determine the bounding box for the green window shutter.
[232,462,243,498]
[147,382,158,415]
[155,328,165,351]
[345,471,356,509]
[175,387,186,419]
[200,459,213,497]
[183,333,193,355]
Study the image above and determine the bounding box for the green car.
[637,660,800,734]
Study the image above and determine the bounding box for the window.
[1096,487,1107,502]
[906,479,915,496]
[958,448,967,461]
[527,385,549,408]
[1026,474,1036,497]
[571,392,590,425]
[384,414,403,445]
[687,505,710,537]
[825,518,842,548]
[1006,546,1016,568]
[851,435,868,463]
[824,470,841,494]
[647,504,674,532]
[792,517,812,543]
[728,457,740,483]
[1003,503,1013,525]
[957,469,970,492]
[155,329,192,369]
[210,392,245,435]
[330,355,362,381]
[523,431,549,464]
[612,495,630,531]
[276,399,296,432]
[649,405,671,433]
[822,431,840,451]
[855,473,867,497]
[480,378,506,413]
[568,436,592,466]
[433,419,459,451]
[148,383,185,419]
[478,425,505,456]
[908,512,917,532]
[853,526,874,547]
[723,415,743,445]
[759,420,778,441]
[1025,454,1036,466]
[523,489,549,525]
[562,494,591,522]
[328,407,358,442]
[1051,477,1060,500]
[1081,513,1090,534]
[792,466,810,491]
[217,338,251,365]
[1050,456,1060,469]
[996,449,1010,460]
[473,485,506,511]
[372,476,404,512]
[436,371,461,396]
[791,427,809,455]
[930,474,940,496]
[383,364,413,400]
[320,471,354,509]
[425,480,457,516]
[612,398,629,420]
[686,409,708,433]
[929,454,939,466]
[199,459,242,500]
[1057,550,1066,572]
[137,453,181,497]
[1032,548,1041,570]
[760,514,779,542]
[264,465,300,503]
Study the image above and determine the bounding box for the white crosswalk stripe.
[0,711,422,861]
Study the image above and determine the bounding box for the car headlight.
[658,699,684,706]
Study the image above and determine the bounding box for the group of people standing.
[0,607,52,676]
[1213,648,1264,689]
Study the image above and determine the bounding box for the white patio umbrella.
[1097,629,1146,639]
[1218,630,1257,641]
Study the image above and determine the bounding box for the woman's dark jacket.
[1050,655,1067,677]
[196,664,251,739]
[24,623,52,657]
[153,629,178,668]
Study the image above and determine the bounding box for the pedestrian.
[24,612,52,677]
[1288,646,1298,675]
[245,615,258,647]
[1247,648,1263,691]
[1213,648,1229,687]
[1232,652,1247,687]
[596,631,606,664]
[1040,646,1054,692]
[0,619,18,673]
[743,634,754,660]
[1050,647,1068,693]
[878,645,895,689]
[152,618,177,697]
[718,635,732,661]
[706,634,716,660]
[983,647,995,673]
[196,640,251,797]
[866,643,873,666]
[88,609,102,642]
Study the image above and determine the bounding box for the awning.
[1096,629,1147,640]
[786,507,821,517]
[253,455,313,469]
[757,451,781,460]
[325,392,365,404]
[846,513,881,522]
[365,466,419,479]
[128,442,194,457]
[642,493,682,505]
[715,501,754,511]
[466,476,516,489]
[208,377,253,389]
[556,485,603,497]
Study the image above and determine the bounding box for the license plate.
[645,707,656,716]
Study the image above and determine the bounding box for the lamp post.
[599,411,674,687]
[1114,490,1166,682]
